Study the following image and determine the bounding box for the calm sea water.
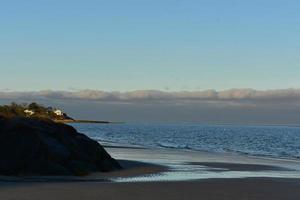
[71,123,300,160]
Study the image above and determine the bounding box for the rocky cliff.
[0,116,121,176]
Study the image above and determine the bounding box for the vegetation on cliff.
[0,102,72,120]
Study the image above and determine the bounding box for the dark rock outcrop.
[0,116,121,176]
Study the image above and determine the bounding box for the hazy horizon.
[1,1,300,124]
[1,88,300,125]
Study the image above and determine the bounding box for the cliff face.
[0,116,121,176]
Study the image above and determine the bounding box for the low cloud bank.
[1,88,300,102]
[1,88,300,124]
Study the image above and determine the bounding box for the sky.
[1,0,300,123]
[1,0,300,91]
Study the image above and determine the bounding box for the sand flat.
[0,178,300,200]
[1,146,300,199]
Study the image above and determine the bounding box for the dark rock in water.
[0,116,121,176]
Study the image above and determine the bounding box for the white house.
[24,109,35,116]
[54,109,63,116]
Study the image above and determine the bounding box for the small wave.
[73,123,300,161]
[157,142,191,150]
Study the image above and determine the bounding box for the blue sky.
[1,0,300,91]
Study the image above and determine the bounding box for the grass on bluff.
[0,102,71,120]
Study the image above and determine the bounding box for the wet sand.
[0,178,300,200]
[0,160,166,183]
[1,146,300,199]
[188,162,293,171]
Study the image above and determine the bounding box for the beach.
[2,0,300,199]
[1,145,300,200]
[1,178,300,200]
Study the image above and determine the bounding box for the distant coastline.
[0,102,119,124]
[55,119,112,124]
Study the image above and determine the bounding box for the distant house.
[24,109,35,116]
[54,109,63,116]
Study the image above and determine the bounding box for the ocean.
[71,123,300,160]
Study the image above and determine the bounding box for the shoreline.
[104,142,300,166]
[1,145,300,199]
[109,141,300,163]
[55,119,112,124]
[2,144,299,183]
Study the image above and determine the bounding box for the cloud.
[1,89,300,124]
[1,88,300,103]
